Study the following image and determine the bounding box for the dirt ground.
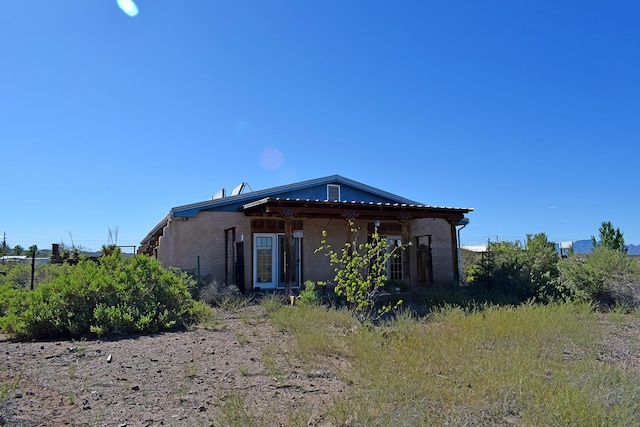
[0,305,349,427]
[2,304,640,427]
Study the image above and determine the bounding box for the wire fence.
[2,238,141,255]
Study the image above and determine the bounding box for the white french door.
[253,233,301,289]
[254,234,275,288]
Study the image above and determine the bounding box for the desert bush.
[189,300,214,323]
[556,247,640,307]
[0,250,199,339]
[466,233,560,304]
[198,279,242,306]
[297,280,322,306]
[0,262,64,290]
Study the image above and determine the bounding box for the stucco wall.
[156,213,457,291]
[410,217,456,286]
[300,218,363,285]
[157,212,251,287]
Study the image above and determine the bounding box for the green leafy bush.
[467,233,560,303]
[297,280,322,306]
[0,251,198,339]
[555,247,638,305]
[316,223,407,323]
[0,262,64,290]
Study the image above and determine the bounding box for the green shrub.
[297,280,322,306]
[466,234,560,304]
[556,247,639,306]
[316,224,407,323]
[0,262,65,290]
[188,300,214,323]
[0,251,198,339]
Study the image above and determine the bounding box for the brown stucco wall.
[156,212,252,287]
[300,218,362,284]
[155,213,457,291]
[410,217,456,286]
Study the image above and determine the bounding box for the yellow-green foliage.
[316,225,408,322]
[0,251,198,339]
[270,302,640,426]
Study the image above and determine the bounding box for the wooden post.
[30,252,36,290]
[281,207,296,296]
[449,219,460,287]
[284,218,293,296]
[401,219,410,286]
[197,255,200,287]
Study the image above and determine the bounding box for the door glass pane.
[256,236,273,283]
[388,238,403,281]
[277,235,301,288]
[292,237,300,285]
[278,235,286,285]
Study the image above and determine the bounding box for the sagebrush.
[0,250,198,339]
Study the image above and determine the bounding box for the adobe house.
[139,175,473,292]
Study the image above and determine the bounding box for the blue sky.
[2,1,639,251]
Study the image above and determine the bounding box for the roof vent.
[327,184,340,201]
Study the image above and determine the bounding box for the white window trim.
[253,233,277,289]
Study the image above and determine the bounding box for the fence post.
[31,252,36,290]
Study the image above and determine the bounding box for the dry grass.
[268,301,640,426]
[267,303,357,366]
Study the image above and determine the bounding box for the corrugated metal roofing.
[245,197,473,212]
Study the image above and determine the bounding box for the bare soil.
[2,305,640,427]
[0,305,349,427]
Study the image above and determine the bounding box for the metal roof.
[169,175,424,217]
[141,175,474,244]
[243,197,473,212]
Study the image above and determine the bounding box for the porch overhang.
[242,197,473,223]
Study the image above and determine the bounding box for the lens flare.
[117,0,139,17]
[259,147,284,172]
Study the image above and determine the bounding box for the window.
[327,184,340,201]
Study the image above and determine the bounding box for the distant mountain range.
[567,240,640,255]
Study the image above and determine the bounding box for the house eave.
[242,197,473,221]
